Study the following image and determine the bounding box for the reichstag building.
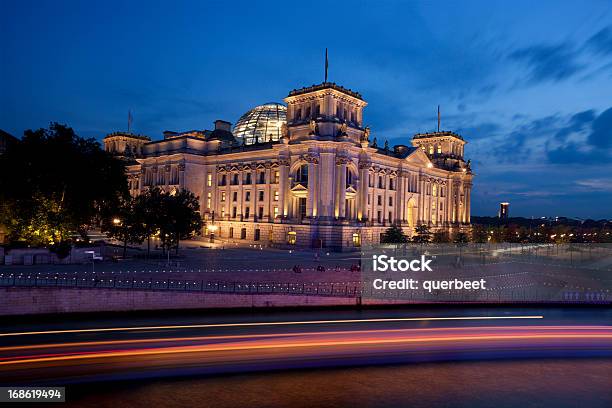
[104,81,473,249]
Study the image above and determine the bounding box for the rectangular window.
[274,207,279,218]
[254,229,261,241]
[232,207,237,218]
[258,172,265,184]
[389,178,395,190]
[219,174,227,186]
[221,208,225,218]
[241,228,246,239]
[377,195,382,206]
[229,227,234,238]
[389,211,392,222]
[378,176,384,189]
[207,174,212,187]
[245,173,252,185]
[221,192,226,202]
[258,206,264,219]
[274,191,279,201]
[245,207,250,219]
[377,211,382,223]
[207,192,212,209]
[233,192,238,202]
[388,196,393,206]
[245,191,251,202]
[258,191,264,201]
[274,171,280,184]
[232,174,239,185]
[298,197,307,218]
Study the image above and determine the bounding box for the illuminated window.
[207,192,212,209]
[437,145,442,154]
[274,207,279,217]
[274,171,280,184]
[274,191,279,201]
[287,231,297,245]
[221,208,225,218]
[429,145,434,155]
[221,192,226,202]
[207,174,212,187]
[432,185,437,196]
[352,233,361,247]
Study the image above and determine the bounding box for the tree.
[433,231,451,243]
[381,225,407,244]
[134,187,165,256]
[454,232,469,244]
[135,188,202,254]
[412,224,431,243]
[471,225,488,243]
[0,123,128,249]
[103,197,147,258]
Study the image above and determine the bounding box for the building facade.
[104,82,473,249]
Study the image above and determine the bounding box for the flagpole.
[325,48,328,83]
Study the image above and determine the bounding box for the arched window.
[296,164,308,184]
[346,168,353,185]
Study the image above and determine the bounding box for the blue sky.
[1,0,611,219]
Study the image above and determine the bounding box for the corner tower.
[283,83,368,144]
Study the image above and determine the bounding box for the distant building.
[104,80,474,249]
[0,129,18,155]
[499,202,509,219]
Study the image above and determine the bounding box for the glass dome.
[233,102,287,145]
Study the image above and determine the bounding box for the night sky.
[2,0,611,219]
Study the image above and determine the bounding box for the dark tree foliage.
[0,123,128,248]
[156,189,203,254]
[102,197,147,258]
[381,225,408,244]
[412,224,431,243]
[432,231,451,243]
[454,232,469,244]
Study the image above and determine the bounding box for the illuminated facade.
[104,82,473,249]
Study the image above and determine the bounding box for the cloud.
[586,27,612,56]
[509,43,583,83]
[553,109,595,142]
[575,178,612,192]
[587,107,612,148]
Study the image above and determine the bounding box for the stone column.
[336,157,348,218]
[357,161,370,221]
[305,154,318,218]
[279,159,290,218]
[465,183,471,224]
[178,162,185,190]
[264,165,271,220]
